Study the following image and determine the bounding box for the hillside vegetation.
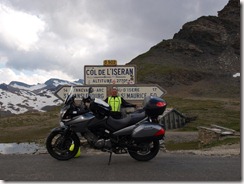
[0,107,60,143]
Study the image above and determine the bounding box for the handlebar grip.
[83,96,91,102]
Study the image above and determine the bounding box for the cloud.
[0,3,45,51]
[0,0,229,84]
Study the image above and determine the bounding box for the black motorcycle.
[46,86,167,164]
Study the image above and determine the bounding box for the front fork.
[52,126,77,148]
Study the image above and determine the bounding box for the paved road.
[0,152,241,181]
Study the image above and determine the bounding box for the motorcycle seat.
[129,110,146,125]
[107,110,146,131]
[107,115,132,130]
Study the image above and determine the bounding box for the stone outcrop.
[129,0,240,98]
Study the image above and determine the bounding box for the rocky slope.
[129,0,240,98]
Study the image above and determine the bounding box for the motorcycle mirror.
[64,85,74,104]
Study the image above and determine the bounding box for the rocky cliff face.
[129,0,240,98]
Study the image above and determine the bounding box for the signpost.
[115,84,167,100]
[55,84,166,101]
[84,65,136,85]
[55,62,167,103]
[55,85,107,101]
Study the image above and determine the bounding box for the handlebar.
[83,96,92,103]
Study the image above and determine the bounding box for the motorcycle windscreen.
[132,122,165,142]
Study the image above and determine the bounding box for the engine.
[94,139,112,149]
[84,130,111,149]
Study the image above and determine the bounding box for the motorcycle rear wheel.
[46,130,80,161]
[128,140,160,161]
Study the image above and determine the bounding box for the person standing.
[104,87,136,119]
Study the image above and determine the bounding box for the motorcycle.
[46,86,167,164]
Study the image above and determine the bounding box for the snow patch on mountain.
[0,88,62,114]
[10,83,47,91]
[0,78,83,115]
[233,73,240,78]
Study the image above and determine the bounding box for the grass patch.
[201,137,240,149]
[165,141,199,151]
[139,63,176,73]
[137,63,180,81]
[164,96,240,131]
[0,107,60,143]
[165,137,240,151]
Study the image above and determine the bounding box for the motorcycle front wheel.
[46,130,80,161]
[128,140,160,161]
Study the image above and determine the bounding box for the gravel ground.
[169,143,241,157]
[163,130,241,157]
[165,131,199,143]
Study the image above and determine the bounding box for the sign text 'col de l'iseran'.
[84,65,136,85]
[55,61,167,101]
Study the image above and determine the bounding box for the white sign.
[55,85,167,102]
[84,65,136,85]
[55,86,107,101]
[116,85,167,100]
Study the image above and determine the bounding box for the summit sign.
[84,65,136,85]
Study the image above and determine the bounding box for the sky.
[0,0,232,85]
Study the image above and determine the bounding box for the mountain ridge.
[0,78,83,116]
[128,0,240,98]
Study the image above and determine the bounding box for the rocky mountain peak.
[218,0,240,20]
[129,0,240,98]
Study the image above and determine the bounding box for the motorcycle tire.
[46,130,80,161]
[128,140,160,161]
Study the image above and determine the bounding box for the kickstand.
[108,151,112,165]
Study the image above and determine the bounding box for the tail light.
[154,128,165,136]
[156,101,167,107]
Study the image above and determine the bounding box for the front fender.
[50,127,66,133]
[49,127,79,140]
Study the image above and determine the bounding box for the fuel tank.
[65,112,94,133]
